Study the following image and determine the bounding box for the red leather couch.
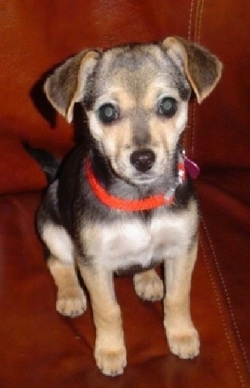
[1,1,249,386]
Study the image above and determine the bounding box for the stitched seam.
[186,0,196,156]
[202,216,250,374]
[201,216,249,386]
[188,0,195,40]
[196,0,205,42]
[190,0,201,156]
[199,234,246,388]
[191,0,205,155]
[190,0,204,156]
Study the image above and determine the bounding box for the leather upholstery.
[0,1,249,386]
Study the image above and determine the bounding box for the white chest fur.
[82,201,198,272]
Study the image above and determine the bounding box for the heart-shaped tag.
[184,156,200,179]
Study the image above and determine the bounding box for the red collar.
[85,156,186,212]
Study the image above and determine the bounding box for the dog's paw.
[134,270,164,301]
[167,327,200,359]
[56,288,87,317]
[95,346,127,376]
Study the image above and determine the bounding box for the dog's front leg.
[164,240,200,359]
[79,264,126,376]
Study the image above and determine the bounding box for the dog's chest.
[82,203,197,272]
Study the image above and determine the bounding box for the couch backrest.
[0,0,249,193]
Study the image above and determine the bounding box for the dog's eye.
[158,97,177,117]
[98,104,118,124]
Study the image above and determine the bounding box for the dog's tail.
[24,143,60,184]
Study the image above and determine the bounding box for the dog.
[36,36,222,376]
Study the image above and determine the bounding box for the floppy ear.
[44,50,101,122]
[163,36,223,103]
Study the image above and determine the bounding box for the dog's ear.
[44,50,100,122]
[162,36,222,103]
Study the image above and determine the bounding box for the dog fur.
[37,36,222,376]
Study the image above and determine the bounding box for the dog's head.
[44,37,222,186]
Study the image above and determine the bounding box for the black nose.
[130,149,156,172]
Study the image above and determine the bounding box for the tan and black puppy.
[37,37,222,376]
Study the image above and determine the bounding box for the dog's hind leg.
[48,256,86,317]
[133,268,164,301]
[79,264,126,376]
[41,223,87,317]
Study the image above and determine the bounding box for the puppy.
[37,36,222,376]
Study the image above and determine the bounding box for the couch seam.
[200,216,249,387]
[186,0,196,158]
[188,0,195,40]
[186,0,201,159]
[191,0,205,157]
[202,216,250,373]
[195,0,205,42]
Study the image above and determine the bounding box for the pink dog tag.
[184,156,200,179]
